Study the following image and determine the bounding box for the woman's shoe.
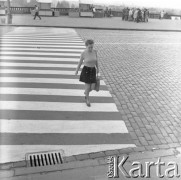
[86,101,91,107]
[85,96,91,107]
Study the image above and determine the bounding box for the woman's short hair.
[85,39,94,46]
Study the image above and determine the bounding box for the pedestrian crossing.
[0,27,135,164]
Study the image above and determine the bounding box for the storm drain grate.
[26,150,64,167]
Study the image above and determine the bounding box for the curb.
[1,147,181,178]
[0,24,181,33]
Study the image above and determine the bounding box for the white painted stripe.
[5,32,78,36]
[0,47,84,53]
[0,144,136,163]
[0,88,110,97]
[2,34,81,37]
[0,77,106,85]
[0,37,82,40]
[1,41,85,45]
[0,44,85,49]
[0,69,77,75]
[0,56,80,62]
[3,35,81,38]
[4,34,80,38]
[0,51,80,57]
[0,62,78,68]
[0,101,118,112]
[0,39,83,43]
[0,120,128,133]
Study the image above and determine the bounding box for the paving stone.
[164,127,173,134]
[160,128,169,137]
[89,152,105,159]
[133,147,146,152]
[0,163,13,170]
[140,128,147,133]
[158,144,170,149]
[135,129,143,137]
[104,150,120,156]
[165,136,173,143]
[150,135,161,145]
[157,133,164,139]
[159,139,167,144]
[75,154,90,161]
[144,133,152,141]
[169,134,179,143]
[0,170,14,178]
[168,143,181,148]
[138,137,149,146]
[134,140,142,146]
[145,145,158,151]
[148,141,155,145]
[118,148,134,154]
[129,132,138,140]
[65,156,77,163]
[131,122,139,129]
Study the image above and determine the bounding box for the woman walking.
[75,39,99,107]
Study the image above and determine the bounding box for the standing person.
[122,8,125,20]
[145,9,149,22]
[34,5,41,20]
[133,8,138,22]
[137,8,141,23]
[109,8,112,17]
[141,9,144,22]
[160,10,164,20]
[128,9,133,21]
[92,6,96,18]
[105,7,109,17]
[75,39,99,107]
[125,7,129,21]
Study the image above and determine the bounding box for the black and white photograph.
[0,0,181,179]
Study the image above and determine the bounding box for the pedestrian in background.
[34,5,41,20]
[122,8,126,20]
[128,8,133,21]
[92,6,96,18]
[75,39,99,107]
[133,8,138,22]
[160,10,165,20]
[144,9,149,22]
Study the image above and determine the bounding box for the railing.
[149,13,160,19]
[8,7,180,19]
[10,7,33,14]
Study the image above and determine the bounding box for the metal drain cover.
[25,150,64,167]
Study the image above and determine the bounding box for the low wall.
[7,7,180,19]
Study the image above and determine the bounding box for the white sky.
[79,0,181,9]
[27,0,181,9]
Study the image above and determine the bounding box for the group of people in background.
[122,7,149,23]
[104,7,113,17]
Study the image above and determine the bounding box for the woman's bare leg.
[85,83,91,106]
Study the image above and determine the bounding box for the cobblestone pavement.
[77,29,181,151]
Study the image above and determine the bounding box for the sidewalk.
[1,14,181,32]
[1,147,181,180]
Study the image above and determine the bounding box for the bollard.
[6,14,12,24]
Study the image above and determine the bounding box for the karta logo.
[107,155,180,178]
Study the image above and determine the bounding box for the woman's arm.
[95,50,99,74]
[75,51,84,75]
